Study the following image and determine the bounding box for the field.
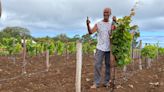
[0,54,164,92]
[1,0,164,92]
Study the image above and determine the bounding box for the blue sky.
[0,0,164,47]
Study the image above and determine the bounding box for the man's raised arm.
[86,17,97,34]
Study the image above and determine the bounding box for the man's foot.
[103,82,114,88]
[103,83,110,88]
[90,84,99,89]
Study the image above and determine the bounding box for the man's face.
[103,9,110,21]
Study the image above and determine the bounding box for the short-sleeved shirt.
[96,21,112,51]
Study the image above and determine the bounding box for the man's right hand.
[86,17,90,25]
[86,17,97,34]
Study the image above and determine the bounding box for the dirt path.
[0,55,164,92]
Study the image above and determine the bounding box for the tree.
[0,26,31,38]
[53,34,70,42]
[70,34,81,41]
[82,34,92,42]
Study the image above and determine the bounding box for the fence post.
[75,40,82,92]
[22,35,26,74]
[156,44,159,61]
[147,58,151,68]
[46,50,50,71]
[139,40,142,70]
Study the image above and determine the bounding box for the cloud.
[1,0,134,29]
[134,17,164,31]
[135,0,164,19]
[0,0,164,37]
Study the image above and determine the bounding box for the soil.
[0,54,164,92]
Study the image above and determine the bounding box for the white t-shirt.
[96,21,111,51]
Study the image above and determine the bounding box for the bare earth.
[0,54,164,92]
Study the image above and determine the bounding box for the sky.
[0,0,164,46]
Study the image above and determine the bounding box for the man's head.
[103,8,111,22]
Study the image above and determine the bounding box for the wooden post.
[46,50,50,71]
[156,44,159,61]
[75,40,82,92]
[13,39,16,64]
[147,58,151,68]
[123,65,127,80]
[123,65,127,72]
[131,38,134,71]
[139,40,142,70]
[22,35,26,74]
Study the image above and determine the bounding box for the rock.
[116,85,123,89]
[0,69,2,72]
[128,84,134,88]
[25,88,30,91]
[158,68,162,72]
[0,84,2,89]
[134,81,138,83]
[56,69,60,74]
[149,82,159,86]
[86,78,90,82]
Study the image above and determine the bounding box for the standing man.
[86,8,112,88]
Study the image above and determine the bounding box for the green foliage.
[0,38,22,55]
[67,42,76,54]
[26,39,37,56]
[110,2,141,67]
[48,41,55,55]
[0,44,9,56]
[35,43,43,55]
[111,16,139,67]
[112,30,132,67]
[2,38,15,55]
[13,43,22,54]
[26,39,56,56]
[158,47,164,56]
[141,45,158,59]
[82,34,93,43]
[55,40,65,55]
[83,42,96,54]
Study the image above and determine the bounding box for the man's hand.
[86,17,97,34]
[86,17,90,25]
[111,25,116,31]
[86,17,92,34]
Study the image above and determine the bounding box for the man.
[86,8,112,88]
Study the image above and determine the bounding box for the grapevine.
[111,1,140,67]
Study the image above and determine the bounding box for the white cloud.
[0,0,164,37]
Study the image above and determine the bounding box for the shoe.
[103,83,110,88]
[90,84,99,89]
[103,82,114,88]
